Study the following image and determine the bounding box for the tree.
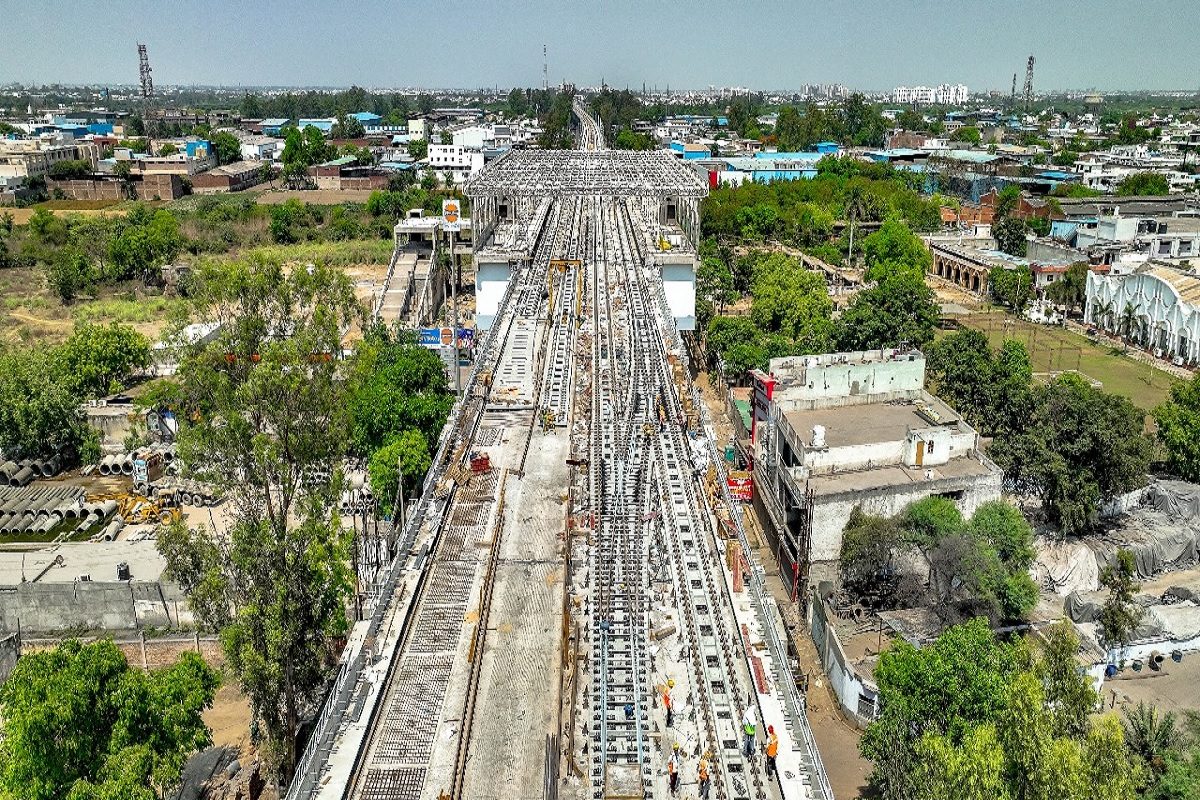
[861,218,932,283]
[901,495,964,545]
[836,272,940,350]
[211,131,241,165]
[1116,171,1170,197]
[1123,702,1178,772]
[0,346,99,462]
[844,184,869,265]
[408,137,428,160]
[45,248,95,304]
[993,215,1029,257]
[346,324,453,456]
[1035,621,1098,738]
[925,331,1033,438]
[52,322,150,398]
[749,252,834,350]
[108,205,184,283]
[990,374,1153,535]
[367,429,431,515]
[955,126,983,146]
[269,198,308,244]
[774,105,805,151]
[1153,374,1200,482]
[861,618,1019,800]
[0,639,218,800]
[156,256,362,781]
[695,253,735,322]
[330,115,366,140]
[158,143,179,157]
[989,265,1034,311]
[613,128,652,150]
[48,159,93,180]
[1045,261,1089,314]
[1097,548,1142,647]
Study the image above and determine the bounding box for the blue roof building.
[814,141,840,154]
[298,118,335,134]
[261,118,290,135]
[350,111,382,125]
[670,141,711,160]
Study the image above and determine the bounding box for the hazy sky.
[3,0,1196,92]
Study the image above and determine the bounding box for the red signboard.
[727,470,753,502]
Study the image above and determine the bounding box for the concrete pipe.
[34,515,56,534]
[9,466,34,488]
[348,472,366,490]
[0,514,16,534]
[98,456,116,476]
[179,492,193,507]
[119,456,134,476]
[95,499,118,520]
[101,518,124,542]
[0,461,18,481]
[38,456,61,478]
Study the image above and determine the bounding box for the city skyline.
[2,0,1197,93]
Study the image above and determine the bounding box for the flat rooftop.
[802,455,998,497]
[782,396,964,450]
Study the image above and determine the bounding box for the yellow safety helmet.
[667,678,675,688]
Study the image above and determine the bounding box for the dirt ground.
[693,368,875,798]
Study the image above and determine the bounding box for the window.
[1159,241,1173,255]
[1181,241,1194,256]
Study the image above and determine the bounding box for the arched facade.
[930,243,992,296]
[1085,266,1200,364]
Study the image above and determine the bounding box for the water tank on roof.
[811,425,826,448]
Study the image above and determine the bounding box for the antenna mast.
[1022,55,1035,112]
[137,43,154,134]
[542,44,548,91]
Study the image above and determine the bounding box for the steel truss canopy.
[466,149,709,198]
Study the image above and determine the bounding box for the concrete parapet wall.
[0,580,192,634]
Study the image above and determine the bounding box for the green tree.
[108,205,184,283]
[367,429,432,514]
[1045,261,1089,314]
[901,495,964,545]
[1097,548,1142,647]
[408,137,428,160]
[990,375,1153,536]
[749,252,834,350]
[912,725,1010,800]
[989,265,1034,310]
[925,331,1033,438]
[0,639,217,800]
[1154,374,1200,482]
[695,253,735,322]
[211,131,241,165]
[993,215,1030,257]
[1122,702,1178,772]
[157,142,179,157]
[955,126,982,145]
[1115,171,1170,196]
[52,322,151,398]
[330,115,366,139]
[346,324,453,456]
[0,346,99,461]
[45,248,95,304]
[836,272,940,350]
[966,501,1035,571]
[774,105,805,151]
[860,218,932,283]
[269,198,307,244]
[47,159,94,180]
[156,256,362,780]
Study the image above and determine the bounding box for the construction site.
[277,102,831,800]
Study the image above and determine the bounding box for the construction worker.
[698,752,712,799]
[663,679,674,728]
[667,745,680,795]
[765,724,779,778]
[742,705,757,757]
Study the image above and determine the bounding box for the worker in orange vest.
[698,752,712,799]
[663,678,674,728]
[667,745,680,795]
[766,724,779,778]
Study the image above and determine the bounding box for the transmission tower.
[542,44,548,90]
[1022,55,1035,112]
[1010,73,1017,110]
[137,43,154,134]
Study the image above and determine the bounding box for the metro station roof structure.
[466,149,709,198]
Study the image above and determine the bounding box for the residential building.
[427,143,485,185]
[893,84,966,105]
[237,134,281,161]
[191,160,264,193]
[0,137,99,186]
[298,118,336,135]
[260,118,290,136]
[751,348,1002,592]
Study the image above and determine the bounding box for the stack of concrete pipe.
[0,455,64,487]
[97,453,136,477]
[0,485,88,536]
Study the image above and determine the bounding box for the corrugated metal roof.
[1146,264,1200,305]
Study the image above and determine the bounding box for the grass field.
[953,311,1180,410]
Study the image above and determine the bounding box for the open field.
[247,186,379,205]
[4,205,133,225]
[951,311,1180,411]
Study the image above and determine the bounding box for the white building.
[1086,263,1200,364]
[426,143,485,186]
[236,134,281,162]
[752,348,1002,574]
[893,84,968,105]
